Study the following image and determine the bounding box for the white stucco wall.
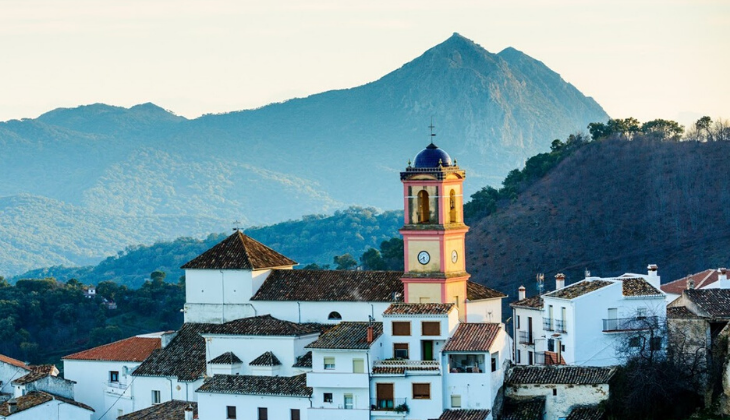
[0,398,93,420]
[196,392,310,420]
[466,298,503,323]
[0,363,29,396]
[63,359,142,420]
[130,376,201,409]
[512,306,544,366]
[380,314,452,361]
[370,374,443,420]
[506,383,610,420]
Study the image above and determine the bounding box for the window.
[227,406,237,419]
[392,321,411,336]
[324,357,335,370]
[412,383,431,399]
[637,307,647,319]
[650,336,662,351]
[291,409,300,420]
[449,189,457,223]
[109,371,119,383]
[451,394,462,408]
[422,321,440,336]
[516,350,521,364]
[491,352,498,372]
[394,343,409,359]
[454,295,460,308]
[528,351,534,365]
[328,311,342,320]
[258,407,268,420]
[552,389,558,396]
[323,393,333,403]
[151,390,161,404]
[344,394,354,409]
[516,316,521,329]
[353,358,365,373]
[547,338,555,352]
[418,190,430,223]
[561,344,565,352]
[629,336,641,348]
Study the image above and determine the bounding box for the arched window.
[418,190,430,223]
[328,311,342,321]
[449,189,457,223]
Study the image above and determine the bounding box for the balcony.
[370,398,409,413]
[372,359,440,375]
[534,351,565,366]
[105,381,131,398]
[603,316,658,332]
[554,319,567,333]
[543,318,554,331]
[518,331,534,345]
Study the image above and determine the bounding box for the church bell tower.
[400,139,470,320]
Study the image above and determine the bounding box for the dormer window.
[328,311,342,321]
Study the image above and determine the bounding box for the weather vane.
[428,117,436,144]
[232,220,242,232]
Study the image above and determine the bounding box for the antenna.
[536,273,545,295]
[428,117,436,144]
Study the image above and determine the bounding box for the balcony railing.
[373,359,439,369]
[543,318,554,331]
[518,330,534,345]
[602,316,658,332]
[554,319,567,333]
[534,351,564,365]
[370,398,408,412]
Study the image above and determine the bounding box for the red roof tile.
[661,269,721,295]
[0,353,29,370]
[443,323,501,352]
[384,303,454,316]
[63,336,161,362]
[181,231,297,270]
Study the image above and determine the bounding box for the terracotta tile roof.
[545,280,613,299]
[467,281,507,300]
[437,409,491,420]
[501,396,546,420]
[567,406,605,420]
[292,351,312,368]
[443,323,501,352]
[208,352,242,365]
[384,303,454,316]
[208,315,324,336]
[181,231,297,270]
[661,269,720,295]
[0,391,94,416]
[249,351,282,366]
[371,365,440,375]
[306,322,382,349]
[0,354,29,370]
[252,269,404,302]
[63,336,161,362]
[133,323,217,382]
[506,366,616,385]
[12,365,58,385]
[683,289,730,318]
[510,295,543,309]
[666,306,700,319]
[118,400,197,420]
[196,374,312,397]
[622,277,662,296]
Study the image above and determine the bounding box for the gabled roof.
[443,323,501,352]
[12,365,59,385]
[181,231,297,270]
[384,303,454,316]
[0,354,29,370]
[207,315,324,336]
[118,400,197,420]
[0,391,94,416]
[292,351,312,368]
[506,365,616,385]
[467,281,507,300]
[501,396,546,420]
[252,269,404,302]
[510,295,543,309]
[666,306,700,319]
[567,406,606,420]
[437,409,491,420]
[63,336,161,362]
[208,352,242,365]
[661,269,721,295]
[622,277,662,296]
[196,374,312,397]
[249,351,282,366]
[544,280,613,300]
[306,322,383,350]
[683,289,730,318]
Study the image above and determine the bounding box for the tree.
[333,254,358,270]
[360,248,386,270]
[640,119,684,141]
[379,238,404,271]
[301,263,330,270]
[151,270,166,283]
[696,116,713,141]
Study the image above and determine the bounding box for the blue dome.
[413,143,452,168]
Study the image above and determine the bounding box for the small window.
[258,407,268,420]
[392,321,411,336]
[291,409,300,420]
[394,343,409,359]
[324,357,335,370]
[629,337,641,348]
[151,390,161,404]
[454,295,460,308]
[413,383,431,399]
[528,351,534,365]
[491,353,498,372]
[561,344,566,352]
[547,338,555,352]
[451,394,461,408]
[552,389,557,396]
[328,311,342,320]
[227,406,237,419]
[650,336,662,351]
[422,321,440,336]
[353,358,365,373]
[516,350,521,364]
[637,307,647,319]
[109,371,119,383]
[516,316,521,329]
[344,394,354,409]
[324,393,333,403]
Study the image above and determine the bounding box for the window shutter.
[451,395,462,408]
[422,321,440,336]
[392,321,411,336]
[412,383,430,399]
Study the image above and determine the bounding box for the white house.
[512,267,666,367]
[0,391,94,420]
[0,355,31,401]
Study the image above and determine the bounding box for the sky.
[1,0,728,127]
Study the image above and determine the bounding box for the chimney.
[8,399,17,414]
[555,273,565,290]
[366,326,374,344]
[687,278,695,290]
[184,404,194,420]
[718,268,728,289]
[518,286,526,301]
[647,264,660,289]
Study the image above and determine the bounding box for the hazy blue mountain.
[0,33,607,275]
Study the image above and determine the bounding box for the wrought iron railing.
[602,316,658,332]
[554,319,567,333]
[370,398,408,412]
[518,330,534,345]
[543,318,554,331]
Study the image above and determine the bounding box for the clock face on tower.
[417,251,430,265]
[452,250,458,263]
